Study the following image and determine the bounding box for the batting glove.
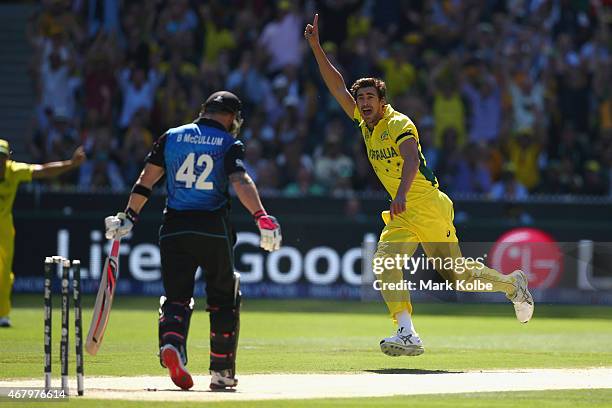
[105,209,138,240]
[253,210,281,252]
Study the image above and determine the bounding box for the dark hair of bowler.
[350,77,387,100]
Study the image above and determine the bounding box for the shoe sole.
[161,346,193,390]
[380,341,425,357]
[512,271,534,323]
[210,381,238,391]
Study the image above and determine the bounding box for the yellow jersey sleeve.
[388,116,418,147]
[9,161,34,184]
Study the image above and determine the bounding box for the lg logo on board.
[489,228,563,289]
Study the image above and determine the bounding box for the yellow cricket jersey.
[0,161,34,221]
[353,105,438,202]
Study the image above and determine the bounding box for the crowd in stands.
[26,0,612,199]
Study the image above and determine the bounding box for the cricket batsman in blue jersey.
[104,91,281,390]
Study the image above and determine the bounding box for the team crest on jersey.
[380,131,389,141]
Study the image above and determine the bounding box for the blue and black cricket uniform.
[146,117,245,312]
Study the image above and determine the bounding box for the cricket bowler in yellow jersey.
[0,139,85,327]
[305,14,534,356]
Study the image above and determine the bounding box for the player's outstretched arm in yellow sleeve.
[31,146,86,179]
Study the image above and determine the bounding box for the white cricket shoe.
[380,327,424,357]
[210,369,238,390]
[0,316,11,328]
[508,270,534,323]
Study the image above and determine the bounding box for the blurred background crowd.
[25,0,612,199]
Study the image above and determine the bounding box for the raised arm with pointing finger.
[304,14,356,118]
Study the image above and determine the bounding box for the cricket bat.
[85,239,121,355]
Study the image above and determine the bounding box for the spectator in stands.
[451,143,492,195]
[550,125,589,173]
[258,0,303,74]
[317,0,362,46]
[508,72,544,135]
[118,66,162,129]
[255,159,281,194]
[284,164,325,197]
[18,0,610,199]
[83,33,118,125]
[158,49,198,87]
[83,154,126,191]
[433,127,463,190]
[265,74,292,126]
[276,139,313,187]
[84,0,121,37]
[26,110,54,164]
[553,34,592,133]
[462,71,502,144]
[154,72,190,134]
[490,163,528,201]
[593,58,611,138]
[276,95,303,145]
[45,108,80,166]
[243,138,264,183]
[27,1,84,54]
[226,51,273,113]
[426,0,463,51]
[78,126,125,191]
[345,34,376,82]
[351,142,382,192]
[505,130,542,191]
[582,160,609,196]
[122,14,155,71]
[485,138,505,183]
[554,158,584,195]
[314,132,354,194]
[198,3,236,64]
[121,109,153,184]
[37,47,81,122]
[377,43,416,100]
[418,116,438,171]
[157,0,199,62]
[158,0,198,39]
[432,66,466,148]
[241,110,275,146]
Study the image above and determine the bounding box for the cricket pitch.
[1,368,611,402]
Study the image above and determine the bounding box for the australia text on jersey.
[369,147,399,161]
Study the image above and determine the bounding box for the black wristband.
[131,184,152,198]
[125,208,139,224]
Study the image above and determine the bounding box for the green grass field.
[1,295,611,407]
